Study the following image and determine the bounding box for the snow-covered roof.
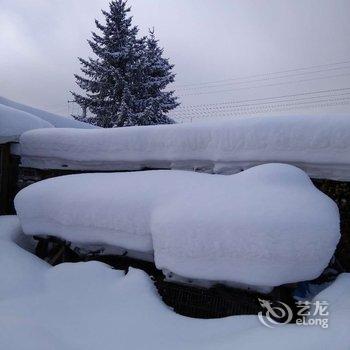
[0,104,53,143]
[19,114,350,180]
[14,164,339,288]
[0,96,97,129]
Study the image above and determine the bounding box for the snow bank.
[0,104,53,143]
[0,95,97,129]
[19,114,350,180]
[15,164,340,287]
[0,216,48,299]
[229,273,350,350]
[0,216,349,350]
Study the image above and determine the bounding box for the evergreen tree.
[136,29,179,125]
[71,0,178,127]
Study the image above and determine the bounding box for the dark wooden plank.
[0,143,11,214]
[0,143,20,215]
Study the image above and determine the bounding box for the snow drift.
[15,164,340,287]
[0,95,97,129]
[0,216,349,350]
[19,114,350,180]
[0,104,53,143]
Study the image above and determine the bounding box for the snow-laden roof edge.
[0,95,98,129]
[0,104,53,143]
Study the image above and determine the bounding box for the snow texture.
[19,114,350,180]
[0,95,97,129]
[14,164,340,287]
[0,104,53,143]
[0,216,349,350]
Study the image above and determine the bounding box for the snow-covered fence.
[18,114,350,181]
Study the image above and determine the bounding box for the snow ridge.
[19,114,350,180]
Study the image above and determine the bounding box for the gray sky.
[1,0,350,119]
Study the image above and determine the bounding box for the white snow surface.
[0,104,53,143]
[14,164,340,287]
[19,114,350,180]
[0,216,349,350]
[0,95,97,129]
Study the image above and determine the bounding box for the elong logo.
[258,299,329,328]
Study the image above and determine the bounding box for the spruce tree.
[71,0,178,127]
[136,30,179,125]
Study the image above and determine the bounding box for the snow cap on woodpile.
[14,164,340,288]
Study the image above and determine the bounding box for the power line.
[175,65,350,92]
[176,99,350,122]
[177,72,350,97]
[172,99,350,122]
[175,87,350,110]
[171,93,350,115]
[174,58,350,89]
[171,95,350,120]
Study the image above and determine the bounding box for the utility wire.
[171,96,350,119]
[175,65,350,91]
[175,87,350,110]
[172,93,350,114]
[174,58,350,89]
[177,72,350,97]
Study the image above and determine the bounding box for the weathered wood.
[0,144,11,214]
[33,235,297,321]
[0,144,20,214]
[313,179,350,271]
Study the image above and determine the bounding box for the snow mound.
[0,104,53,143]
[19,114,350,180]
[14,164,340,287]
[0,96,97,129]
[0,216,349,350]
[0,216,48,299]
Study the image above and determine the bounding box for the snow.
[0,215,349,350]
[14,164,340,287]
[0,104,53,143]
[0,95,97,129]
[0,216,48,300]
[19,114,350,180]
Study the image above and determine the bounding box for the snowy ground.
[0,215,349,350]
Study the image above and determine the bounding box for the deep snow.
[19,114,350,180]
[0,104,53,143]
[0,95,97,129]
[0,215,349,350]
[14,164,340,287]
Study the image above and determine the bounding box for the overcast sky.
[1,0,350,118]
